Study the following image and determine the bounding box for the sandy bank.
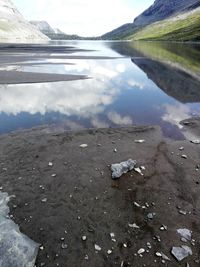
[0,124,199,266]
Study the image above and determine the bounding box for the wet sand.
[0,44,120,84]
[0,123,200,266]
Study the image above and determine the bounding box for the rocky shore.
[0,122,199,266]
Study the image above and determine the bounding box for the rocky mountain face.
[134,0,200,26]
[0,0,48,41]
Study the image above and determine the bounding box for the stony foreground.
[0,124,199,267]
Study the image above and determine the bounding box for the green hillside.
[128,8,200,41]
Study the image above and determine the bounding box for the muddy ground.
[0,124,200,267]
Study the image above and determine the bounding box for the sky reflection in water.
[0,41,200,140]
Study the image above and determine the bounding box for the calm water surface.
[1,41,200,139]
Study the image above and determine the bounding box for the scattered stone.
[171,246,192,262]
[80,144,88,148]
[82,236,87,241]
[111,159,137,179]
[134,140,145,143]
[155,252,162,257]
[134,167,144,176]
[179,210,187,215]
[181,155,188,159]
[40,246,44,250]
[138,248,145,254]
[190,140,200,144]
[133,201,141,207]
[114,148,117,153]
[84,255,89,260]
[128,223,140,229]
[48,162,53,166]
[41,198,47,203]
[160,225,167,231]
[147,242,151,249]
[147,213,156,220]
[161,253,171,261]
[177,229,192,241]
[51,174,57,177]
[95,244,101,251]
[61,244,68,249]
[179,147,184,151]
[107,250,112,255]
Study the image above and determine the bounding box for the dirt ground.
[0,124,200,267]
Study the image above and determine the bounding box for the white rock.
[95,244,101,251]
[80,144,88,148]
[134,140,145,143]
[107,250,112,255]
[128,223,140,229]
[177,229,192,241]
[171,246,192,261]
[138,248,145,254]
[48,162,53,166]
[111,159,137,179]
[134,167,144,176]
[190,140,200,144]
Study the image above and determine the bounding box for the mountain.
[133,0,200,26]
[0,0,48,41]
[30,20,98,40]
[102,0,200,41]
[130,7,200,41]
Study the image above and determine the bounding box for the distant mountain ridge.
[0,0,48,41]
[134,0,200,26]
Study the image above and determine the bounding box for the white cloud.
[13,0,154,36]
[108,111,133,125]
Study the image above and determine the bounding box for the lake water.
[0,40,200,139]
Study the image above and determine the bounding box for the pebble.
[51,174,57,177]
[128,223,140,229]
[181,155,188,159]
[147,213,156,219]
[82,236,87,241]
[138,248,145,254]
[41,198,47,203]
[80,144,88,148]
[95,244,102,251]
[48,162,53,166]
[134,140,145,143]
[61,244,68,249]
[107,250,112,255]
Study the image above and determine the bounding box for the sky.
[12,0,154,36]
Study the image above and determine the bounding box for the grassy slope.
[129,9,200,41]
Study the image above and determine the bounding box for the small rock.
[133,201,141,207]
[147,213,156,220]
[95,244,102,251]
[111,159,137,179]
[80,144,88,148]
[128,223,140,229]
[107,250,112,255]
[160,225,167,231]
[177,229,192,241]
[181,155,187,159]
[114,148,117,153]
[179,147,184,151]
[134,167,144,176]
[61,244,68,249]
[179,210,187,215]
[41,198,47,203]
[51,174,57,177]
[134,140,145,143]
[48,162,53,166]
[190,140,200,144]
[82,236,87,241]
[138,248,145,254]
[171,246,192,262]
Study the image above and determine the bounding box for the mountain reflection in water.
[0,41,200,140]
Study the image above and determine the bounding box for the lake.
[0,40,200,140]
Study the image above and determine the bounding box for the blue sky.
[13,0,154,36]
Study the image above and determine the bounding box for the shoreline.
[0,124,199,266]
